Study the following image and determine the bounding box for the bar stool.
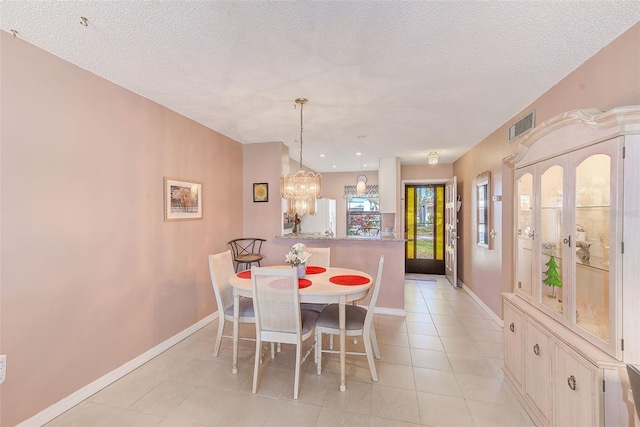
[227,238,266,272]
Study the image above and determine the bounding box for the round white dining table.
[229,265,373,392]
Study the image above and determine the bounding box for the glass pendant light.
[427,151,439,165]
[356,135,367,196]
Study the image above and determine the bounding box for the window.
[344,185,380,237]
[476,171,490,248]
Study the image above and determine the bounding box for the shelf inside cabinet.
[576,205,610,209]
[576,256,610,273]
[541,252,609,273]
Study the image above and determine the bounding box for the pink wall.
[401,164,454,181]
[0,33,243,426]
[241,142,286,264]
[453,23,640,317]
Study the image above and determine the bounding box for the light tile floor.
[46,276,534,426]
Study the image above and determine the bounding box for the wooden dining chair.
[227,238,266,272]
[250,266,318,399]
[208,250,255,358]
[314,255,384,381]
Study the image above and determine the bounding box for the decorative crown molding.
[503,105,640,167]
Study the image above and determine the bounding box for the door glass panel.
[516,173,533,297]
[410,186,436,260]
[435,186,444,261]
[406,187,415,258]
[575,154,610,341]
[540,165,563,314]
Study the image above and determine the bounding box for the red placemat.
[305,266,327,274]
[329,275,370,286]
[268,278,312,289]
[298,278,312,288]
[236,270,251,279]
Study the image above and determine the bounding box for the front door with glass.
[405,184,445,274]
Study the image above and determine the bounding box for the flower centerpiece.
[285,243,311,277]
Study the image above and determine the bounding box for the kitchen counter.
[276,234,406,242]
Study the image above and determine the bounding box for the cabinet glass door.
[573,152,612,342]
[515,170,534,298]
[540,164,564,315]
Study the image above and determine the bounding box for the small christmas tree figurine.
[542,255,562,297]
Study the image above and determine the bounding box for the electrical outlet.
[0,354,6,384]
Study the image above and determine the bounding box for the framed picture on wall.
[253,183,269,202]
[164,177,203,221]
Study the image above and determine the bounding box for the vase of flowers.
[285,243,311,278]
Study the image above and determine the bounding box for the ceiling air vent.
[509,110,535,141]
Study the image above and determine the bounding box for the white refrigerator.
[300,198,336,235]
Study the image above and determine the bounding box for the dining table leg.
[232,292,239,374]
[339,295,347,392]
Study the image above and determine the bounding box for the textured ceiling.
[1,1,638,172]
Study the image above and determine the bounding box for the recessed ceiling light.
[332,165,337,168]
[356,152,362,156]
[320,154,325,158]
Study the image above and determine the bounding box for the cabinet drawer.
[526,322,552,423]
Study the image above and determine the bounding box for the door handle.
[567,375,577,391]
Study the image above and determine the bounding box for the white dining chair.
[250,266,319,399]
[306,247,331,268]
[302,247,331,313]
[208,250,255,357]
[314,255,384,381]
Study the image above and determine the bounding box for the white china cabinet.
[503,106,640,426]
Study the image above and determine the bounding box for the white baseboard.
[374,306,406,317]
[457,278,504,328]
[18,313,218,427]
[354,303,405,317]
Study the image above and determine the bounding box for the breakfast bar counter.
[263,234,406,315]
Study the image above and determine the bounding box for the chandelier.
[280,98,322,217]
[356,135,367,196]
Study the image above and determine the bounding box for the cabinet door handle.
[563,235,572,247]
[567,375,577,391]
[533,344,540,356]
[509,323,515,333]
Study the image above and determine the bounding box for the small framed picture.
[164,177,203,221]
[253,183,269,202]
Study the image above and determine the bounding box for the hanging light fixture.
[356,135,367,196]
[280,98,322,217]
[427,151,439,165]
